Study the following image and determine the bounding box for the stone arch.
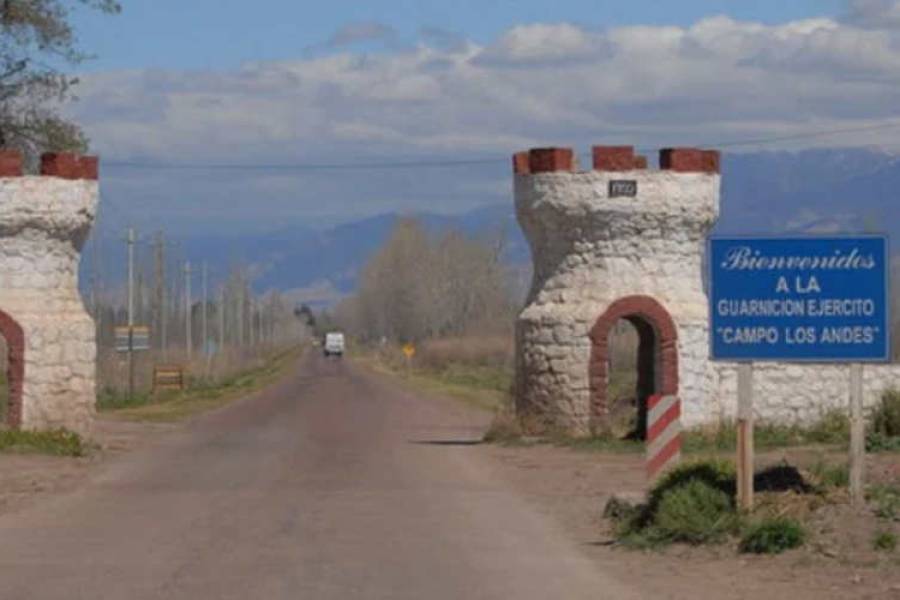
[0,310,24,429]
[589,295,678,433]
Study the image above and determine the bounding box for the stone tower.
[513,145,720,435]
[0,151,99,435]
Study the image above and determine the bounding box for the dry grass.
[415,335,513,371]
[104,345,303,422]
[96,342,288,397]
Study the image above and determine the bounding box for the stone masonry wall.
[513,144,900,434]
[514,146,720,435]
[0,150,99,436]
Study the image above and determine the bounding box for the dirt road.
[0,354,638,599]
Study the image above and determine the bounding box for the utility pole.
[238,280,245,349]
[219,286,226,352]
[249,295,256,349]
[201,262,208,356]
[154,232,167,360]
[127,227,136,399]
[184,261,192,361]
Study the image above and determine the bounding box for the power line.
[102,156,508,171]
[97,120,900,173]
[709,120,900,149]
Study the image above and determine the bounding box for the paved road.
[0,354,637,599]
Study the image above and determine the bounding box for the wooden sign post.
[402,343,416,377]
[849,364,865,509]
[736,363,754,511]
[710,236,889,515]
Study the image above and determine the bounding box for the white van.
[323,332,345,357]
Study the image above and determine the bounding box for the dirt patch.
[478,442,900,600]
[0,416,175,517]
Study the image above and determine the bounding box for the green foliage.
[96,387,155,411]
[873,530,897,552]
[0,0,120,158]
[739,517,806,554]
[805,410,851,444]
[653,479,737,544]
[808,460,849,489]
[0,428,85,456]
[866,432,900,452]
[683,411,850,454]
[613,460,738,547]
[868,485,900,521]
[868,390,900,452]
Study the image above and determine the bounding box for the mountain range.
[82,147,900,307]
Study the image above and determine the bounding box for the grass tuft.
[611,460,738,547]
[739,517,806,554]
[653,479,737,544]
[0,429,86,457]
[873,530,897,552]
[868,485,900,521]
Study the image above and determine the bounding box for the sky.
[61,0,900,235]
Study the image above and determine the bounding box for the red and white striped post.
[646,394,682,480]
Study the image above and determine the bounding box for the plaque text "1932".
[609,180,638,198]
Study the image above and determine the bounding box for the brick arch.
[0,310,24,429]
[589,295,678,431]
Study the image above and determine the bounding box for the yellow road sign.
[402,343,416,359]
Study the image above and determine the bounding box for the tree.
[0,0,120,161]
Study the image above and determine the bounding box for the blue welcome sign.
[709,236,889,362]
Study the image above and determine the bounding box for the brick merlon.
[659,148,720,174]
[0,149,23,177]
[41,153,100,180]
[528,147,574,173]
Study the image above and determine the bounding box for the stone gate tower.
[0,151,99,436]
[514,145,720,436]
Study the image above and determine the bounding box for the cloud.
[846,0,900,28]
[67,13,900,233]
[325,21,396,47]
[474,23,608,67]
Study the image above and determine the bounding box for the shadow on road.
[408,439,484,446]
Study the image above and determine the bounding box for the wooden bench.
[152,365,185,392]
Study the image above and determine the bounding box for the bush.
[739,517,806,554]
[806,410,850,444]
[873,530,897,552]
[808,460,849,489]
[614,460,738,547]
[868,485,900,521]
[874,390,900,437]
[654,479,737,544]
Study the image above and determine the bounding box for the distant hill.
[82,147,900,307]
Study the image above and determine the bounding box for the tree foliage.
[334,218,517,343]
[0,0,120,159]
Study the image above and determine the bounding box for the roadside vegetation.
[98,345,303,422]
[0,429,86,457]
[327,217,518,409]
[603,457,898,558]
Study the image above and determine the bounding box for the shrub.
[614,460,738,547]
[807,410,850,444]
[483,409,522,443]
[654,479,737,544]
[0,429,86,457]
[739,517,806,554]
[809,460,849,489]
[874,390,900,436]
[868,485,900,521]
[873,530,897,552]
